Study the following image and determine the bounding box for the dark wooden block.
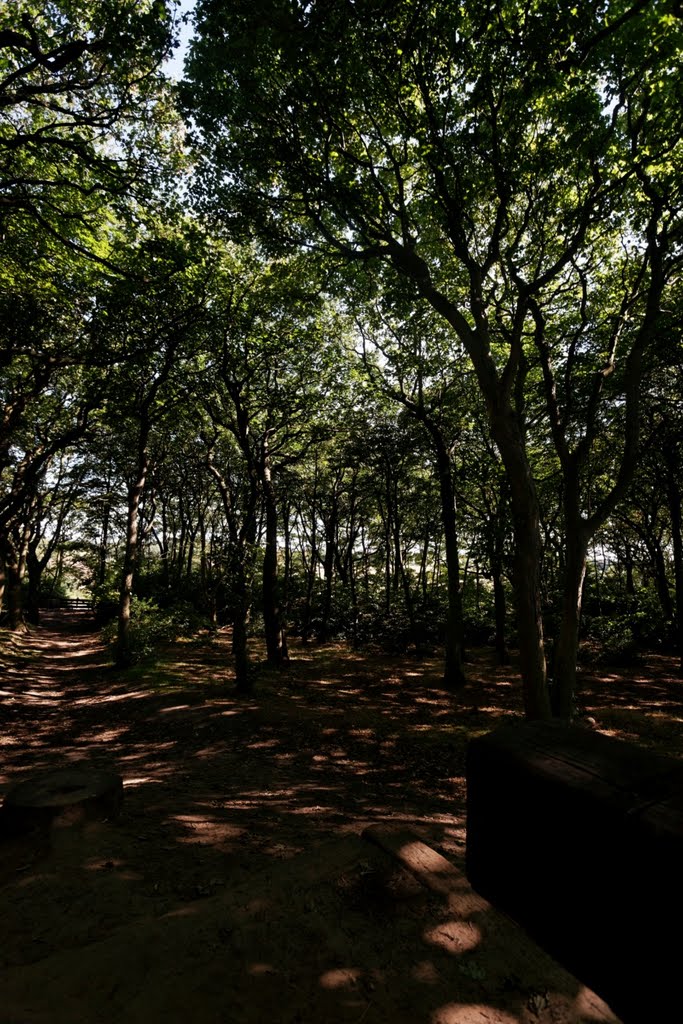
[3,766,123,835]
[466,720,683,1023]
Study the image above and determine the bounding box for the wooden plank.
[361,824,467,897]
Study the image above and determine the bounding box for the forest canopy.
[1,0,682,720]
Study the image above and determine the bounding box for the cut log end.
[2,767,123,836]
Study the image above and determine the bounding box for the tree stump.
[2,767,123,836]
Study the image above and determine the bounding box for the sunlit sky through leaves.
[164,0,195,80]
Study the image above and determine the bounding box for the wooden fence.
[37,596,95,611]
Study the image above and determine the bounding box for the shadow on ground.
[2,612,678,1021]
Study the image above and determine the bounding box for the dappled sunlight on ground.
[578,655,683,756]
[1,611,675,1020]
[423,920,481,956]
[432,1003,520,1023]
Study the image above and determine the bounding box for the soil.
[1,612,681,1023]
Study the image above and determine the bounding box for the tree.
[24,453,87,622]
[358,299,469,688]
[0,354,95,627]
[89,230,208,666]
[617,343,683,671]
[183,0,682,718]
[1,0,180,269]
[457,408,512,665]
[202,426,260,691]
[1,0,187,628]
[198,248,347,676]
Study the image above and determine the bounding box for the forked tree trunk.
[489,412,551,720]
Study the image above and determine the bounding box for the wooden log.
[466,721,683,1024]
[362,824,465,896]
[362,824,620,1022]
[2,767,123,836]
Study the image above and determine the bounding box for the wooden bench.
[466,720,683,1023]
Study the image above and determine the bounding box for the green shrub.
[583,583,669,663]
[585,614,639,664]
[103,597,211,666]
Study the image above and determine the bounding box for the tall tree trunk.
[650,535,674,623]
[490,413,551,720]
[232,559,253,693]
[25,545,41,626]
[665,458,683,672]
[158,502,170,588]
[319,480,339,642]
[5,562,24,630]
[98,499,111,589]
[418,279,551,717]
[491,556,510,665]
[261,449,288,666]
[419,526,431,603]
[346,475,359,646]
[391,492,417,645]
[199,512,216,623]
[186,528,197,581]
[300,465,320,642]
[177,521,187,584]
[21,493,42,626]
[2,514,32,631]
[281,501,291,662]
[300,518,317,643]
[116,433,150,668]
[236,502,259,692]
[551,523,589,720]
[386,468,415,634]
[379,488,392,614]
[398,399,465,685]
[432,536,441,594]
[623,539,636,597]
[360,524,370,602]
[205,455,258,691]
[429,430,466,691]
[3,532,26,631]
[0,543,6,619]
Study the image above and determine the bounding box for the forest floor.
[0,612,681,1024]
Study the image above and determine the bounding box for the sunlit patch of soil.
[0,612,677,1021]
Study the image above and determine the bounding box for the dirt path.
[1,612,472,862]
[3,614,671,1022]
